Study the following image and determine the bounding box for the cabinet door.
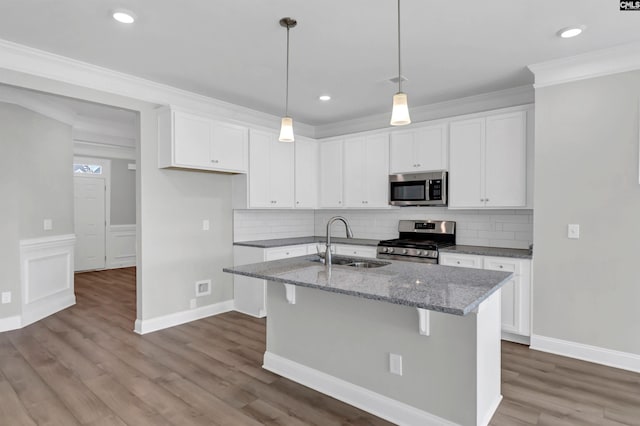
[248,130,273,208]
[269,137,294,208]
[343,137,366,207]
[449,119,485,208]
[295,137,318,209]
[319,140,344,208]
[414,125,448,171]
[485,112,526,207]
[484,257,521,334]
[439,253,483,268]
[389,131,416,173]
[364,134,390,207]
[211,122,248,172]
[173,111,212,168]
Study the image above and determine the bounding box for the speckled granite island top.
[224,254,512,315]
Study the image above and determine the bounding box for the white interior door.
[74,176,106,271]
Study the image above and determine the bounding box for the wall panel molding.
[107,224,137,269]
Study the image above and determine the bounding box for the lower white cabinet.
[233,242,377,317]
[439,252,531,340]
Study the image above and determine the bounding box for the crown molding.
[73,140,136,160]
[314,85,534,139]
[0,39,315,137]
[528,41,640,89]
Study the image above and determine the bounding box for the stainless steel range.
[377,220,456,264]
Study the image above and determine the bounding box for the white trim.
[0,39,315,137]
[528,41,640,88]
[107,224,136,269]
[0,316,22,333]
[531,334,640,374]
[134,299,234,334]
[480,395,503,426]
[263,351,459,426]
[314,85,534,138]
[501,331,530,346]
[74,140,135,160]
[0,84,77,125]
[20,234,76,328]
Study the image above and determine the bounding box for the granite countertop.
[224,254,512,316]
[233,236,379,248]
[441,245,532,259]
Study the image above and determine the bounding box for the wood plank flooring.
[1,268,639,425]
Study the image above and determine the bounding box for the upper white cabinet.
[158,107,248,173]
[247,129,294,208]
[389,124,448,173]
[294,137,318,209]
[319,140,344,208]
[449,110,527,209]
[343,134,389,208]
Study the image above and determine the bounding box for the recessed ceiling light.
[112,9,136,24]
[557,26,585,38]
[319,95,331,101]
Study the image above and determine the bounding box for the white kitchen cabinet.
[319,140,344,208]
[343,134,389,208]
[449,111,527,209]
[294,137,318,209]
[158,107,248,173]
[234,244,308,317]
[439,252,531,340]
[334,244,377,258]
[389,124,448,173]
[234,129,294,209]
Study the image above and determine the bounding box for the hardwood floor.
[1,268,639,426]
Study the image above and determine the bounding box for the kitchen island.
[224,254,512,426]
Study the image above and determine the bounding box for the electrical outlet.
[195,280,211,297]
[190,298,197,309]
[43,219,53,231]
[202,219,210,231]
[389,353,403,376]
[1,292,11,304]
[568,224,580,239]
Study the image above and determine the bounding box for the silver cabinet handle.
[211,159,219,164]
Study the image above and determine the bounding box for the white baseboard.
[0,315,22,332]
[22,292,76,328]
[134,299,235,335]
[502,331,530,345]
[480,395,503,426]
[531,334,640,373]
[263,351,459,426]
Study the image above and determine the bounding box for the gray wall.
[0,102,73,319]
[110,158,136,225]
[533,70,640,354]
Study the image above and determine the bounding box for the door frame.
[73,156,111,271]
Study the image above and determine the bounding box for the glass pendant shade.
[390,92,411,126]
[279,116,295,142]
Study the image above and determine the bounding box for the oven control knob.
[388,248,394,253]
[417,250,423,256]
[381,247,388,253]
[402,249,408,255]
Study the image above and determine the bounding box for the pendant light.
[390,0,411,126]
[279,17,297,142]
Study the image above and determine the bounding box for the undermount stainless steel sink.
[310,256,390,269]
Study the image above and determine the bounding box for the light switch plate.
[202,219,210,231]
[1,292,11,304]
[43,219,53,231]
[568,224,580,239]
[389,353,403,376]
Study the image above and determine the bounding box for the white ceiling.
[0,0,639,126]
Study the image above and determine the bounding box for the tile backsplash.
[234,208,533,249]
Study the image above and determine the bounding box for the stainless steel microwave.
[389,171,448,207]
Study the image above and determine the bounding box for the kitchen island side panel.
[265,282,499,426]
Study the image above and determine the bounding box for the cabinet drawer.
[439,253,483,269]
[265,245,308,261]
[335,245,377,259]
[483,257,521,276]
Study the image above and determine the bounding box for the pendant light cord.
[397,0,402,93]
[285,24,290,117]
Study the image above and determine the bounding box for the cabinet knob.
[286,252,290,255]
[211,159,219,164]
[296,201,300,204]
[338,201,342,204]
[480,198,485,202]
[499,265,503,269]
[486,198,490,202]
[417,163,421,167]
[456,261,461,264]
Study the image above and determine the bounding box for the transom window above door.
[73,164,103,175]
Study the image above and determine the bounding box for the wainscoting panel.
[107,224,136,269]
[20,234,76,327]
